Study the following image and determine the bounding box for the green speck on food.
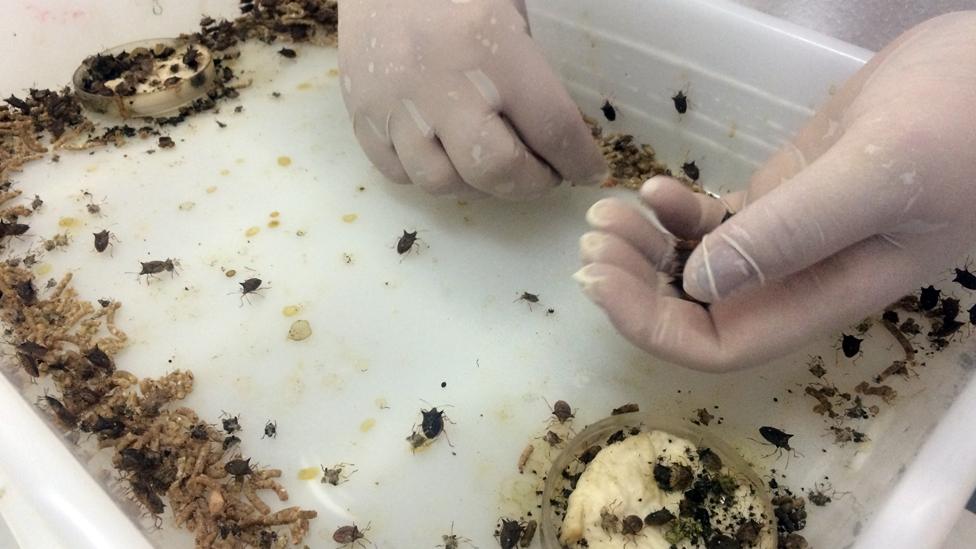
[665,517,702,544]
[717,473,738,496]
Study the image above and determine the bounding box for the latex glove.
[338,0,606,200]
[575,12,976,371]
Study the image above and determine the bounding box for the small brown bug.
[621,514,643,535]
[262,419,277,439]
[15,280,36,304]
[644,508,675,526]
[396,230,421,255]
[278,47,297,58]
[919,285,940,310]
[519,519,537,547]
[600,99,617,122]
[550,399,573,423]
[41,394,77,428]
[221,413,241,433]
[137,258,178,281]
[515,291,540,308]
[611,403,639,415]
[953,267,976,290]
[681,161,700,181]
[599,505,620,533]
[0,221,29,237]
[17,341,48,360]
[840,334,863,359]
[333,523,369,546]
[85,345,114,372]
[755,426,802,463]
[438,522,472,549]
[158,136,175,148]
[236,277,269,304]
[542,430,562,446]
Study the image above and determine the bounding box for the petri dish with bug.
[541,413,777,549]
[72,38,215,119]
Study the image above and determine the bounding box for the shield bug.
[755,426,801,462]
[600,99,617,122]
[93,230,115,253]
[85,345,114,372]
[137,258,178,281]
[333,523,369,546]
[17,341,48,360]
[644,508,675,526]
[262,419,276,439]
[396,230,421,255]
[840,333,863,359]
[969,304,976,325]
[681,160,700,181]
[953,267,976,290]
[439,523,472,549]
[600,505,620,533]
[515,291,540,307]
[543,430,563,446]
[919,285,940,311]
[496,518,524,549]
[221,413,241,433]
[41,394,77,428]
[224,457,253,479]
[549,399,574,423]
[421,407,450,440]
[672,90,688,114]
[236,277,268,305]
[222,435,241,450]
[0,221,29,237]
[278,47,297,58]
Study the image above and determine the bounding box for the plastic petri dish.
[72,38,215,119]
[540,412,776,548]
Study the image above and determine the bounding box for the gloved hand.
[575,12,976,371]
[338,0,607,200]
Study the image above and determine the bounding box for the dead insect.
[15,280,36,304]
[644,508,675,526]
[599,506,620,533]
[496,518,525,549]
[406,431,428,450]
[672,91,688,114]
[519,519,537,547]
[698,447,723,472]
[807,483,834,507]
[93,230,113,252]
[396,230,421,255]
[41,394,77,427]
[158,136,175,148]
[85,345,114,372]
[321,463,355,485]
[611,403,639,415]
[439,523,472,549]
[621,514,643,535]
[0,221,29,237]
[17,340,49,360]
[919,285,940,310]
[515,291,540,307]
[222,435,241,450]
[333,523,369,546]
[278,47,297,58]
[224,457,253,478]
[138,258,178,280]
[681,160,700,181]
[840,333,863,359]
[131,478,165,515]
[31,195,43,210]
[221,413,241,433]
[262,419,277,439]
[953,267,976,290]
[600,99,617,121]
[189,423,209,440]
[543,430,563,446]
[517,444,534,473]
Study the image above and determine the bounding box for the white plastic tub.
[1,1,974,548]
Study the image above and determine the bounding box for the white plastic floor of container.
[2,2,976,549]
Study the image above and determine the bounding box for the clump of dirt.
[585,116,700,192]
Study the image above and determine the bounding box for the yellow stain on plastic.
[268,220,280,228]
[297,467,319,481]
[245,226,260,237]
[58,217,79,228]
[270,211,280,218]
[277,156,292,167]
[85,165,97,173]
[327,68,339,77]
[296,82,313,91]
[235,158,245,164]
[34,263,52,276]
[359,418,376,432]
[206,186,217,194]
[219,169,230,176]
[282,305,301,317]
[342,213,358,223]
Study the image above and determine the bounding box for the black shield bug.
[333,523,369,546]
[953,267,976,290]
[672,90,688,114]
[840,333,863,359]
[396,230,420,255]
[224,457,253,478]
[496,518,524,549]
[682,160,700,181]
[600,99,616,121]
[278,47,297,58]
[919,285,940,311]
[754,425,802,463]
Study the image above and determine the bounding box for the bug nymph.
[321,463,356,485]
[953,265,976,290]
[549,399,574,424]
[396,230,421,255]
[681,160,700,181]
[672,90,688,114]
[236,277,269,305]
[515,291,540,309]
[93,229,117,253]
[41,394,77,428]
[754,425,803,464]
[919,285,940,310]
[221,413,241,434]
[224,457,253,479]
[438,522,472,549]
[496,518,525,549]
[262,419,277,439]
